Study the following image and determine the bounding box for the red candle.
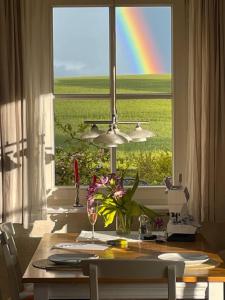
[74,159,80,184]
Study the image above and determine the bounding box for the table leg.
[208,282,224,300]
[34,284,49,300]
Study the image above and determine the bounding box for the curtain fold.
[0,0,24,224]
[186,0,225,222]
[0,0,54,227]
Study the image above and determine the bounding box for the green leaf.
[139,204,158,219]
[101,207,114,216]
[98,205,117,216]
[98,206,107,215]
[121,173,139,204]
[125,200,142,217]
[103,210,116,227]
[94,193,104,201]
[103,198,117,206]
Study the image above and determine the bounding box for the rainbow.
[116,7,163,74]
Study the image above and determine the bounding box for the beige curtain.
[0,0,54,227]
[186,0,225,222]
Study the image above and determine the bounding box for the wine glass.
[87,201,98,241]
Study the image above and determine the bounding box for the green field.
[54,74,172,185]
[54,74,171,94]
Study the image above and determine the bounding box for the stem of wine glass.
[92,223,95,240]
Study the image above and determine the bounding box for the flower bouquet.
[87,173,156,235]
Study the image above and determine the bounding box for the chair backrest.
[0,222,22,281]
[1,222,17,253]
[0,222,24,291]
[82,259,185,300]
[0,232,21,300]
[0,223,23,300]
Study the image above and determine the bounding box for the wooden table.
[23,233,225,300]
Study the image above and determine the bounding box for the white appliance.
[166,184,199,240]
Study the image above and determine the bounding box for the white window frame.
[49,0,187,208]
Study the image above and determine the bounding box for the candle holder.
[73,183,83,207]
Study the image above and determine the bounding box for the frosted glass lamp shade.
[94,127,128,147]
[81,124,103,140]
[129,124,155,142]
[114,126,132,142]
[131,136,147,143]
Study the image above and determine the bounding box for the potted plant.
[87,173,156,235]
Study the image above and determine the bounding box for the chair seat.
[23,284,33,292]
[19,285,34,300]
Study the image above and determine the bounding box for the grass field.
[54,74,172,152]
[54,74,172,185]
[55,98,172,152]
[54,74,171,94]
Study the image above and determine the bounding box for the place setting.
[32,253,99,271]
[133,250,220,273]
[158,252,209,265]
[157,252,221,271]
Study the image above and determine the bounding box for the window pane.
[54,99,111,185]
[116,99,172,185]
[53,8,110,94]
[53,6,173,187]
[116,7,171,94]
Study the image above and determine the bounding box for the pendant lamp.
[129,123,155,142]
[81,124,104,140]
[94,126,128,147]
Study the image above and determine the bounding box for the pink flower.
[113,184,125,198]
[87,195,95,208]
[96,176,108,187]
[114,189,125,198]
[87,184,97,195]
[87,173,127,209]
[154,217,164,229]
[87,180,98,209]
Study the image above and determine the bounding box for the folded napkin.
[52,242,109,251]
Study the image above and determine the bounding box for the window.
[115,6,172,185]
[52,0,187,197]
[53,7,111,185]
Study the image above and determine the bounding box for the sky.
[53,7,171,77]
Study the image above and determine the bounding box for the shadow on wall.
[0,140,54,176]
[49,213,115,233]
[48,213,168,234]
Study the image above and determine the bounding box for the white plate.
[48,253,99,265]
[158,252,209,265]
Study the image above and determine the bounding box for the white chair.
[0,224,33,300]
[0,223,23,288]
[82,259,185,300]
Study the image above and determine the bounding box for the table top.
[22,232,225,284]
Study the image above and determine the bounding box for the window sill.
[47,185,168,208]
[47,204,168,214]
[47,205,86,214]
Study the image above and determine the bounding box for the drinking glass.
[87,202,98,241]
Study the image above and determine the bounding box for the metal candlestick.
[73,183,83,207]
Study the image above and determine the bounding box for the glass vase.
[116,212,131,236]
